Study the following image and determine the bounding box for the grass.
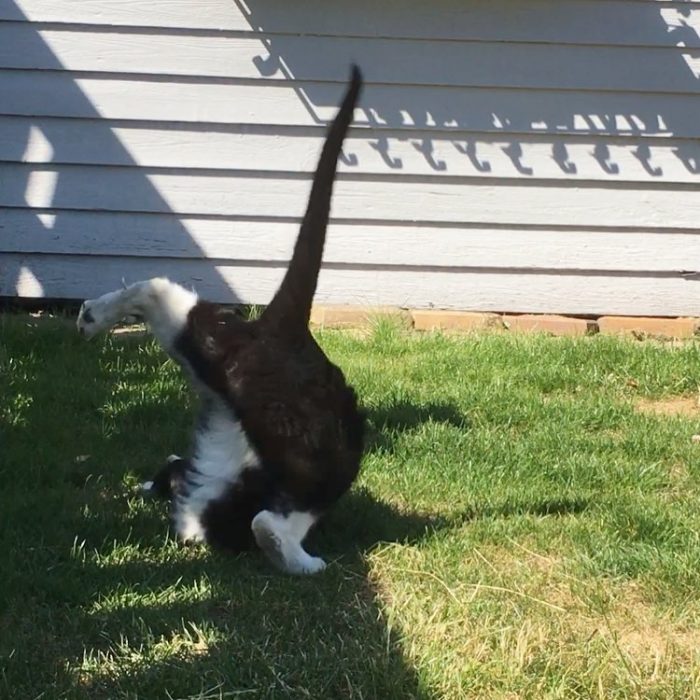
[2,313,700,699]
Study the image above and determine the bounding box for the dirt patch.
[634,396,699,418]
[595,586,700,665]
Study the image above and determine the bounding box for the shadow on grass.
[478,497,589,520]
[0,320,587,698]
[62,490,588,698]
[0,320,439,698]
[68,488,445,699]
[365,399,470,454]
[368,400,470,434]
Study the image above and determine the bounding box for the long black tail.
[260,65,363,331]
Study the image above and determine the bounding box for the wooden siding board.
[2,72,700,139]
[1,0,698,48]
[0,209,695,272]
[2,0,699,317]
[2,117,700,185]
[3,26,700,94]
[2,163,700,229]
[3,253,698,317]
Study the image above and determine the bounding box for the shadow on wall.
[0,0,234,302]
[3,0,699,304]
[234,0,700,179]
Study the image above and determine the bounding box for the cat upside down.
[76,67,365,575]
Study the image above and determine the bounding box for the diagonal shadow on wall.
[0,0,235,302]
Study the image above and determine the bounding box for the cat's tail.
[260,65,363,332]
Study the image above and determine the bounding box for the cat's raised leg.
[76,277,197,349]
[251,510,326,575]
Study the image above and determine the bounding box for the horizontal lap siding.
[2,163,699,227]
[2,254,696,316]
[3,26,700,94]
[1,210,697,271]
[3,116,700,184]
[3,72,700,138]
[1,0,698,46]
[1,0,698,315]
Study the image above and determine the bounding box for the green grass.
[2,314,700,699]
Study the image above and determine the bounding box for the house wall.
[1,0,698,315]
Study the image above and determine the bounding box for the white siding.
[0,0,698,315]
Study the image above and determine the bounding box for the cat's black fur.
[173,66,363,525]
[78,66,365,572]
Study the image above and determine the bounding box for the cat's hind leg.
[251,510,326,575]
[172,402,258,545]
[76,277,197,349]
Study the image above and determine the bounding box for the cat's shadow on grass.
[364,399,471,454]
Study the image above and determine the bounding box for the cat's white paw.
[295,556,327,575]
[174,508,206,543]
[251,511,326,576]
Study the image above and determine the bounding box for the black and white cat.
[76,67,365,575]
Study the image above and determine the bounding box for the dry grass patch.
[367,538,700,698]
[634,396,699,418]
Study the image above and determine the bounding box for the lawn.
[2,312,700,699]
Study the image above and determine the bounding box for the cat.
[76,66,365,575]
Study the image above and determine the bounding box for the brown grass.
[634,396,699,418]
[366,538,700,698]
